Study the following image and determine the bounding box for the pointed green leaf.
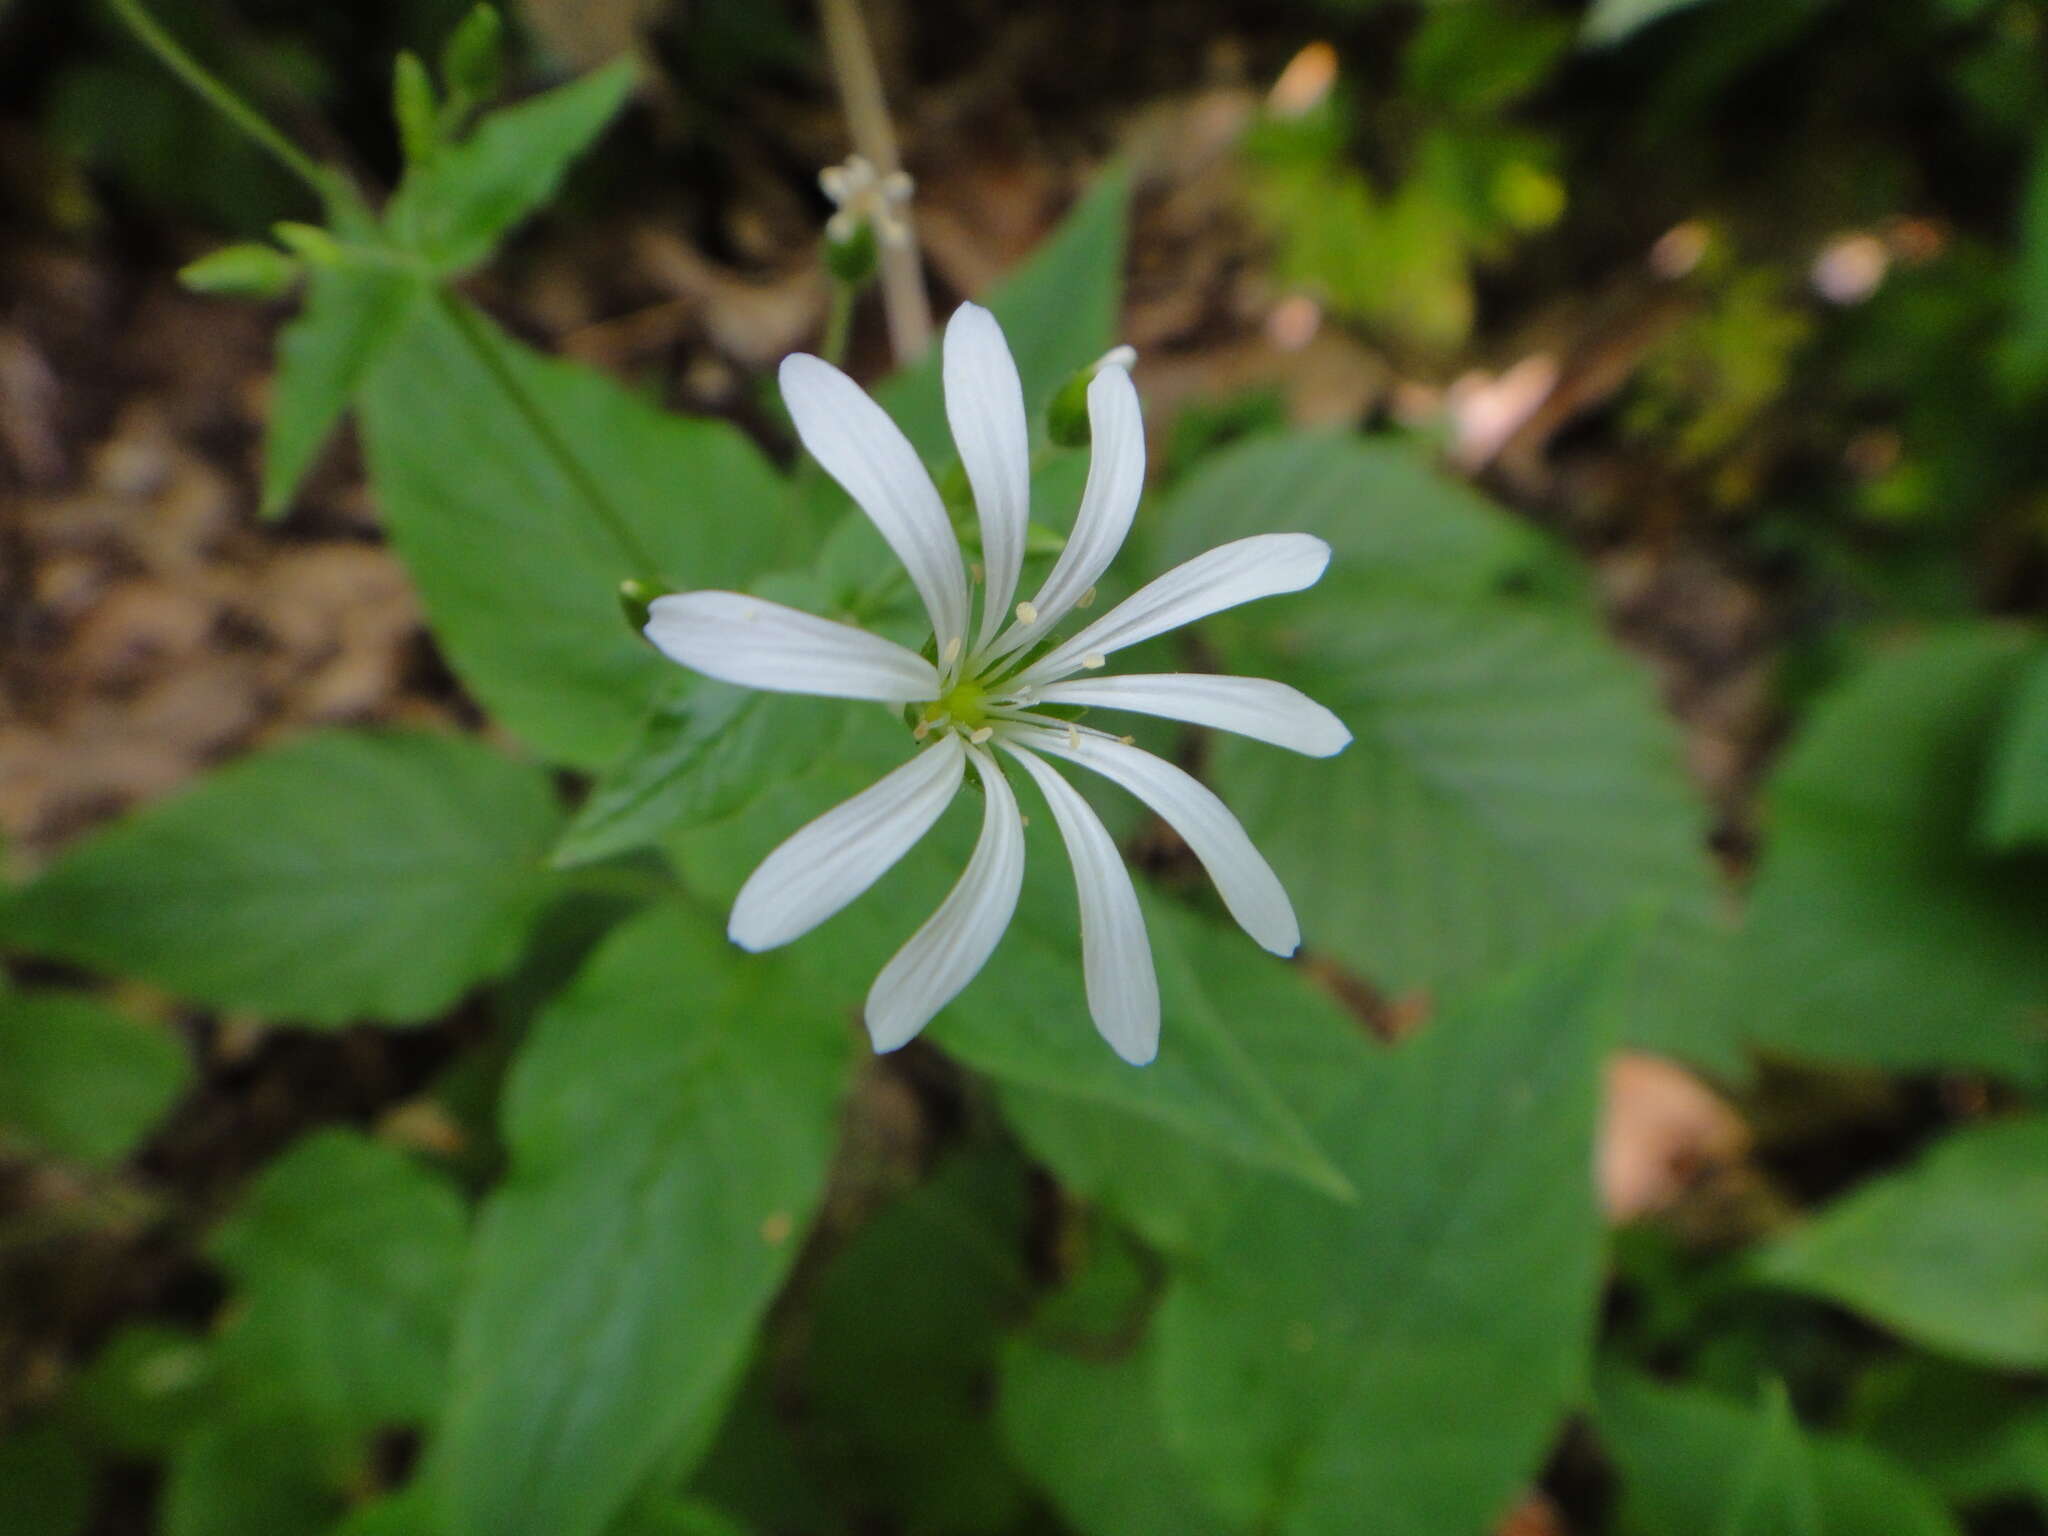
[359,297,789,767]
[1,731,561,1026]
[264,263,423,517]
[1597,1370,1961,1536]
[1984,647,2048,849]
[1154,932,1626,1535]
[162,1417,340,1536]
[388,60,636,274]
[553,681,841,868]
[438,903,850,1536]
[1736,627,2048,1079]
[389,59,630,274]
[1756,1115,2048,1370]
[209,1130,467,1436]
[0,990,189,1164]
[1001,1339,1246,1536]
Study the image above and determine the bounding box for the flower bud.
[824,218,878,286]
[618,578,669,636]
[1046,345,1138,448]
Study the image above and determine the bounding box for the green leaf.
[264,264,424,517]
[2004,131,2048,392]
[1984,647,2048,848]
[209,1130,467,1436]
[1151,432,1574,604]
[664,728,1354,1204]
[877,165,1129,461]
[1735,627,2048,1080]
[1153,930,1626,1535]
[799,1149,1036,1531]
[1582,0,1718,45]
[388,60,636,274]
[161,1417,340,1536]
[607,1501,753,1536]
[0,1424,91,1536]
[69,1325,219,1459]
[180,242,301,299]
[440,6,506,111]
[1596,1369,1962,1536]
[2,730,560,1026]
[1000,1340,1245,1536]
[358,297,789,767]
[0,990,189,1163]
[438,903,850,1536]
[553,681,841,868]
[981,897,1368,1250]
[1755,1115,2048,1370]
[1208,591,1726,1063]
[393,51,441,166]
[1718,1383,1824,1536]
[1147,433,1731,1071]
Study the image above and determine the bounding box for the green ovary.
[921,680,991,732]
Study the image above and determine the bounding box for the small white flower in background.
[819,154,914,249]
[645,303,1350,1065]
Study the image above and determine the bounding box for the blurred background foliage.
[2,0,2047,1533]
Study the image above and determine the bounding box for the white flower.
[819,155,914,249]
[645,303,1349,1064]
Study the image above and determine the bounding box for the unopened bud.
[824,218,878,285]
[619,578,669,636]
[1046,345,1138,449]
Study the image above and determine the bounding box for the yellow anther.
[969,725,994,745]
[1016,601,1038,624]
[1080,652,1106,670]
[1078,586,1097,609]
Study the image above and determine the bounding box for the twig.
[816,0,932,365]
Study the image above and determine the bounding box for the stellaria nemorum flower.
[645,302,1349,1064]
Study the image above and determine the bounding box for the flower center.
[929,679,990,731]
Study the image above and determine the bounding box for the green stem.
[104,0,332,201]
[822,279,856,368]
[437,293,671,584]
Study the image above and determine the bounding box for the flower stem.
[816,0,930,366]
[822,279,856,368]
[104,0,333,202]
[436,293,671,585]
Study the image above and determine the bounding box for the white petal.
[1010,533,1330,689]
[1006,724,1298,956]
[1028,674,1352,757]
[985,364,1145,660]
[728,735,965,951]
[1003,744,1159,1064]
[780,352,970,653]
[864,746,1025,1051]
[944,304,1031,653]
[645,591,939,703]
